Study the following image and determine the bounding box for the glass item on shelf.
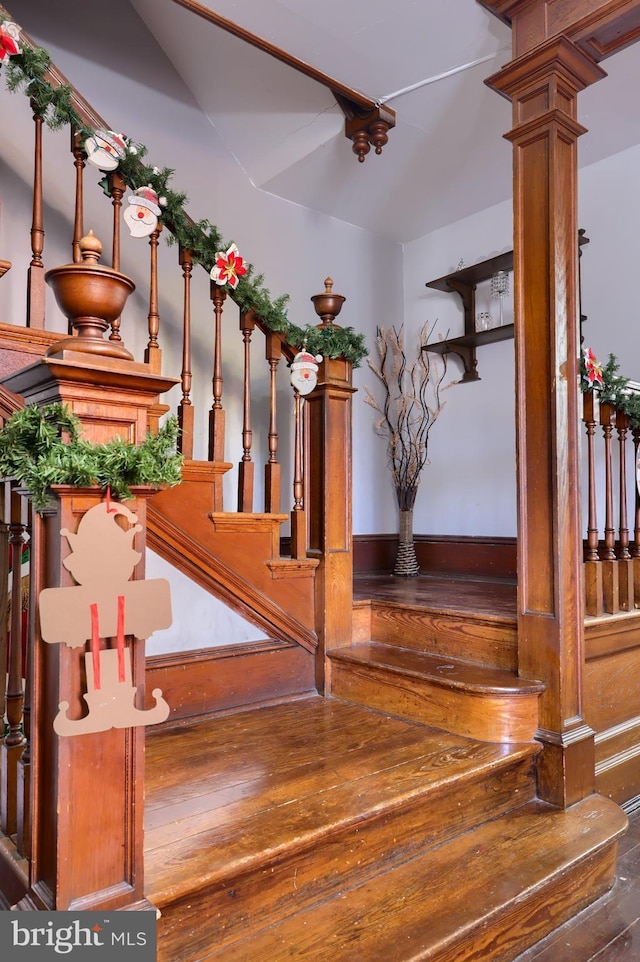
[475,311,493,332]
[490,270,510,326]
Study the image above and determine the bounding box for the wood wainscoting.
[146,639,316,724]
[585,614,640,809]
[352,533,517,579]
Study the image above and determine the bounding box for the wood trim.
[146,640,316,722]
[0,322,64,354]
[147,504,318,653]
[585,611,640,659]
[351,534,517,580]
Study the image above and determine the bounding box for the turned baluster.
[71,128,85,266]
[1,490,28,838]
[583,391,599,561]
[16,501,33,857]
[264,332,283,513]
[26,103,45,328]
[144,226,163,373]
[0,487,9,748]
[208,285,226,462]
[107,171,126,343]
[601,403,616,561]
[177,246,194,459]
[238,311,255,512]
[633,426,640,559]
[617,409,631,559]
[290,389,307,559]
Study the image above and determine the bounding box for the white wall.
[399,201,516,537]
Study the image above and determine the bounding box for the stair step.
[329,642,544,743]
[147,697,538,961]
[200,794,626,962]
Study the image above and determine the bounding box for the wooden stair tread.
[200,794,627,961]
[330,642,544,695]
[145,697,537,906]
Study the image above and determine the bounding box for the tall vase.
[394,506,420,577]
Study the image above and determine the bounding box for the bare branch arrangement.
[364,321,452,574]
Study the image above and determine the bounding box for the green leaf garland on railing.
[581,349,640,427]
[0,403,183,511]
[0,14,367,366]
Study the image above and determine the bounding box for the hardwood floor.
[353,571,518,618]
[512,806,640,962]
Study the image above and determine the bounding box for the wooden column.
[306,356,355,693]
[486,36,605,807]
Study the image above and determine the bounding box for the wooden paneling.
[353,534,517,579]
[146,641,316,722]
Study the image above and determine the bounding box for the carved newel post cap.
[79,230,103,263]
[311,277,345,327]
[45,230,136,361]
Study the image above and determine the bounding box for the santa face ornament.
[85,129,127,171]
[124,185,163,237]
[290,350,323,396]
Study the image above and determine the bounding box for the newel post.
[485,23,606,806]
[306,279,355,693]
[1,245,178,909]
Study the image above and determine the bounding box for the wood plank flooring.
[353,572,518,618]
[512,805,640,962]
[144,695,526,906]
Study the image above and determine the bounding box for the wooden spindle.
[238,312,255,512]
[26,104,45,329]
[178,246,194,459]
[600,402,619,612]
[144,226,163,373]
[583,391,599,562]
[617,409,634,609]
[633,426,640,559]
[1,492,27,838]
[71,128,86,265]
[108,171,126,342]
[290,391,307,560]
[0,487,9,740]
[16,502,33,857]
[208,284,226,462]
[601,403,616,561]
[265,332,283,514]
[617,409,631,559]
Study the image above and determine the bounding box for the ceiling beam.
[168,0,395,162]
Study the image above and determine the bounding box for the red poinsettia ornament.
[210,243,247,290]
[582,347,604,389]
[0,21,21,60]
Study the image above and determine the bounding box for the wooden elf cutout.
[38,494,172,736]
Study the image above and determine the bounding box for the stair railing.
[582,387,640,615]
[2,26,316,550]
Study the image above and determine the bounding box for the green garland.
[0,403,183,511]
[0,16,367,366]
[580,351,640,427]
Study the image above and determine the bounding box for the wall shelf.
[424,250,513,382]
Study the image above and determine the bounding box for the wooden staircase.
[145,696,626,962]
[331,574,537,744]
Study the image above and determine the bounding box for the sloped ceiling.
[12,0,640,244]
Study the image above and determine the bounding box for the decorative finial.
[311,277,345,327]
[79,231,103,264]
